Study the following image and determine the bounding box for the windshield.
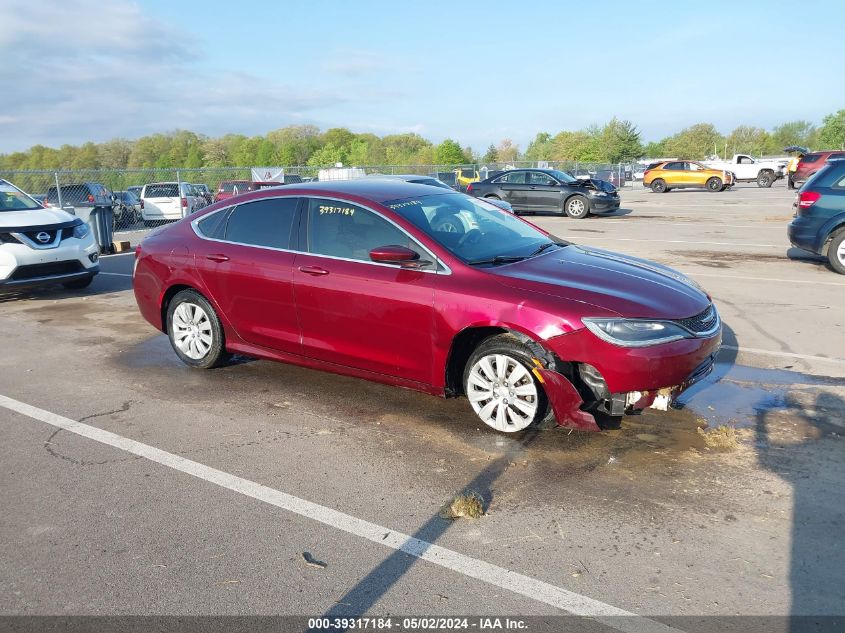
[547,169,576,184]
[385,192,563,265]
[0,182,43,212]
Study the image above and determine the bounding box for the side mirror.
[369,245,430,269]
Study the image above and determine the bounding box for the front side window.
[224,197,299,249]
[386,193,560,265]
[738,156,753,164]
[306,198,417,262]
[528,172,557,186]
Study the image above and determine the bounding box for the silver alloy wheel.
[838,240,845,265]
[171,302,213,360]
[567,198,586,217]
[466,354,538,432]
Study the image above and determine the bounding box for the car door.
[526,171,562,212]
[192,196,303,354]
[491,171,529,208]
[293,197,437,385]
[660,161,685,186]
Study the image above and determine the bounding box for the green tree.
[307,143,348,167]
[551,130,601,161]
[663,123,724,159]
[770,120,816,151]
[434,138,468,165]
[482,144,499,162]
[523,133,552,161]
[201,139,230,167]
[817,110,845,150]
[599,118,643,162]
[643,139,668,158]
[724,125,770,156]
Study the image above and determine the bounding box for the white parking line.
[680,272,845,287]
[99,252,134,259]
[0,393,681,633]
[98,272,132,277]
[720,346,845,365]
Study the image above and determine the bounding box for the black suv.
[46,182,114,213]
[466,168,620,219]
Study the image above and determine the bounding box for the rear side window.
[224,197,299,249]
[196,209,230,239]
[493,172,526,184]
[802,154,822,164]
[145,184,179,198]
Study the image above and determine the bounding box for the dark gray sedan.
[466,168,620,219]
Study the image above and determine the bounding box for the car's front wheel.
[828,231,845,275]
[166,289,230,369]
[706,177,723,192]
[463,335,549,433]
[564,195,589,219]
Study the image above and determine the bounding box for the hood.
[574,178,616,193]
[494,245,710,319]
[0,206,77,229]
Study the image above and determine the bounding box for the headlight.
[72,222,90,239]
[582,318,689,347]
[590,190,608,197]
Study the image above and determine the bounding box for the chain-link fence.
[0,162,638,238]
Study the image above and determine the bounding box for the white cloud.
[0,0,352,151]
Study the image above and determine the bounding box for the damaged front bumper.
[537,353,717,432]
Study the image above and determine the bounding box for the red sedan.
[133,180,721,433]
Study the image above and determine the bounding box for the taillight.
[181,197,188,208]
[466,183,474,193]
[798,191,821,209]
[140,199,144,209]
[87,194,95,202]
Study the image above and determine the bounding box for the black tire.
[650,179,667,193]
[757,170,774,188]
[828,231,845,275]
[462,334,550,433]
[62,275,94,290]
[431,213,465,234]
[564,195,589,219]
[166,289,230,369]
[706,177,723,192]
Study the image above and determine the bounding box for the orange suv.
[643,161,735,193]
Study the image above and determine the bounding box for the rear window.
[145,184,179,198]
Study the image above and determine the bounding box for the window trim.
[190,194,451,275]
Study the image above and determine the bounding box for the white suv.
[0,179,99,290]
[141,182,200,226]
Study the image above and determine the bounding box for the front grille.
[674,304,719,335]
[9,260,84,281]
[21,229,59,245]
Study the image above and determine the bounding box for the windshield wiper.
[529,241,570,257]
[467,255,528,266]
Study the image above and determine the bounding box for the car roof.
[276,179,454,203]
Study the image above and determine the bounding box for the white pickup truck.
[701,154,787,188]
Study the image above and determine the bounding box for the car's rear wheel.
[463,335,549,433]
[828,232,845,275]
[166,289,230,369]
[431,213,465,234]
[62,275,94,290]
[564,195,589,219]
[706,177,723,192]
[650,179,667,193]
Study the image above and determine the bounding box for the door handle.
[206,254,229,263]
[529,186,538,189]
[299,265,329,276]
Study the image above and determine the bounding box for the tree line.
[1,110,843,171]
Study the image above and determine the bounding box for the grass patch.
[697,425,740,451]
[440,491,485,519]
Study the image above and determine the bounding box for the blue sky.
[2,0,843,153]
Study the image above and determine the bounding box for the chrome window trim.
[190,194,452,275]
